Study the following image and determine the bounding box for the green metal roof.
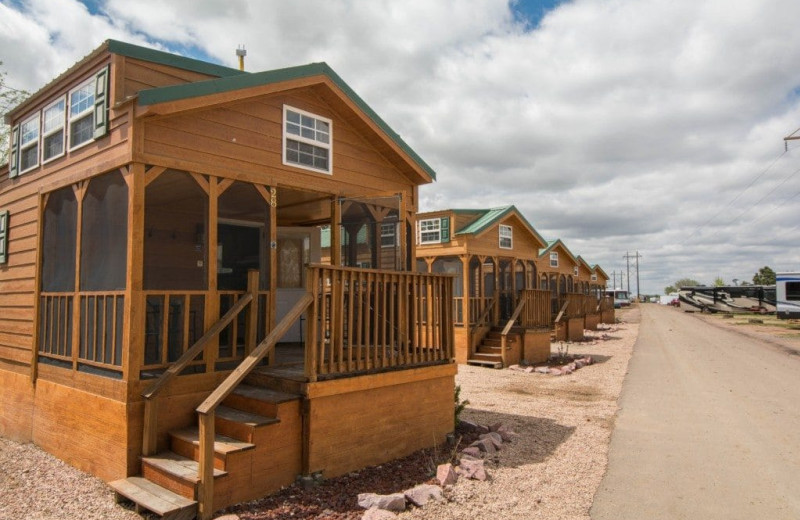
[452,205,545,246]
[539,238,578,264]
[136,60,436,180]
[107,40,245,78]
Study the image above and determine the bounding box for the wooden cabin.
[592,265,615,323]
[0,40,456,519]
[576,256,601,330]
[415,206,552,368]
[536,239,587,342]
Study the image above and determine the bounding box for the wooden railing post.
[305,267,319,382]
[245,270,259,356]
[197,411,215,520]
[142,398,158,456]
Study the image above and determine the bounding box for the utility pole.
[623,252,630,294]
[623,251,643,301]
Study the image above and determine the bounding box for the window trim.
[591,273,597,281]
[68,77,96,152]
[41,96,67,165]
[380,221,398,248]
[282,104,333,175]
[549,251,558,268]
[499,224,513,249]
[0,210,8,264]
[18,113,40,174]
[573,266,579,276]
[418,218,442,245]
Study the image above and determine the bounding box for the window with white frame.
[283,105,332,173]
[42,97,66,163]
[381,222,397,247]
[499,224,512,249]
[574,266,579,276]
[69,79,95,149]
[591,273,597,281]
[418,218,441,244]
[0,210,8,264]
[19,113,40,173]
[550,251,558,267]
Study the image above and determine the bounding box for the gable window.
[550,252,558,267]
[69,79,95,149]
[283,105,332,174]
[418,218,441,244]
[591,273,597,281]
[499,224,512,249]
[574,266,579,276]
[42,97,66,163]
[0,210,8,264]
[19,113,40,173]
[381,222,397,247]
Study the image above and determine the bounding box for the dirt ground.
[3,310,644,520]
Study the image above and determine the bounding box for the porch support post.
[399,191,408,271]
[71,182,85,371]
[205,177,219,372]
[460,254,469,326]
[268,186,277,364]
[492,256,500,323]
[123,163,145,382]
[331,197,341,266]
[245,270,258,355]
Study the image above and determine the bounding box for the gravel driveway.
[0,308,640,520]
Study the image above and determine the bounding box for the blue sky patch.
[511,0,566,29]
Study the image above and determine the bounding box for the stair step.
[170,427,255,470]
[110,476,197,520]
[224,384,301,417]
[215,405,280,442]
[466,359,503,369]
[471,352,502,362]
[485,333,519,343]
[143,451,227,482]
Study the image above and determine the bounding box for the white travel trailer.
[776,272,800,319]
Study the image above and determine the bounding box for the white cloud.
[3,0,800,293]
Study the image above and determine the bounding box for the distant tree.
[674,278,701,289]
[664,285,676,294]
[713,277,725,287]
[752,266,776,285]
[0,62,30,165]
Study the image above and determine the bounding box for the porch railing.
[468,296,495,326]
[518,289,551,329]
[599,295,614,312]
[557,292,587,320]
[38,290,125,375]
[304,264,455,381]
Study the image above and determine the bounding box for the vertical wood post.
[245,269,258,356]
[123,164,145,383]
[205,177,219,372]
[142,398,158,456]
[268,186,277,365]
[30,192,47,384]
[304,266,319,382]
[197,412,215,520]
[330,197,341,266]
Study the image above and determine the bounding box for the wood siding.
[141,91,418,205]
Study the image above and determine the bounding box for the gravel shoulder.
[0,308,640,520]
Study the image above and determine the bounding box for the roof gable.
[539,239,578,265]
[452,205,546,246]
[136,62,436,182]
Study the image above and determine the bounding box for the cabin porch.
[24,165,456,519]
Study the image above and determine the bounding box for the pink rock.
[535,366,550,374]
[489,422,503,432]
[575,359,586,369]
[524,366,535,373]
[404,484,444,507]
[549,368,562,375]
[458,458,488,481]
[508,364,525,372]
[585,356,594,365]
[357,493,406,512]
[479,432,503,449]
[470,437,496,454]
[436,463,458,486]
[496,425,518,442]
[460,446,482,458]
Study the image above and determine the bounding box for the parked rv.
[605,289,631,308]
[776,272,800,319]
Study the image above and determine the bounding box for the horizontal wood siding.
[0,367,34,440]
[306,364,455,478]
[121,58,221,99]
[142,91,416,200]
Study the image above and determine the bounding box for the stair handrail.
[470,295,498,335]
[194,292,313,520]
[140,290,254,457]
[499,297,527,367]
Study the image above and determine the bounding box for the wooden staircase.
[467,326,522,368]
[110,383,302,519]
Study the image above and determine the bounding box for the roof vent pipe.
[236,45,247,71]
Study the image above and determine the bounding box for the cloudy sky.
[2,0,800,294]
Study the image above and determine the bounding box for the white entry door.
[276,227,321,342]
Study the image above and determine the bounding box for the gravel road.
[592,304,800,519]
[0,309,640,520]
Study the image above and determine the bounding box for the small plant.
[454,385,469,427]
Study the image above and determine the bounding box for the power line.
[729,162,800,224]
[683,146,791,244]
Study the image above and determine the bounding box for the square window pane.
[301,127,315,139]
[301,115,314,128]
[287,122,300,135]
[70,114,94,147]
[287,110,300,123]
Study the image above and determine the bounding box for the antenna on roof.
[236,45,247,71]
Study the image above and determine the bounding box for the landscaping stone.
[436,463,458,486]
[458,458,488,481]
[357,493,406,512]
[404,484,444,507]
[470,437,497,454]
[460,446,482,458]
[480,432,503,450]
[496,425,517,442]
[535,366,551,374]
